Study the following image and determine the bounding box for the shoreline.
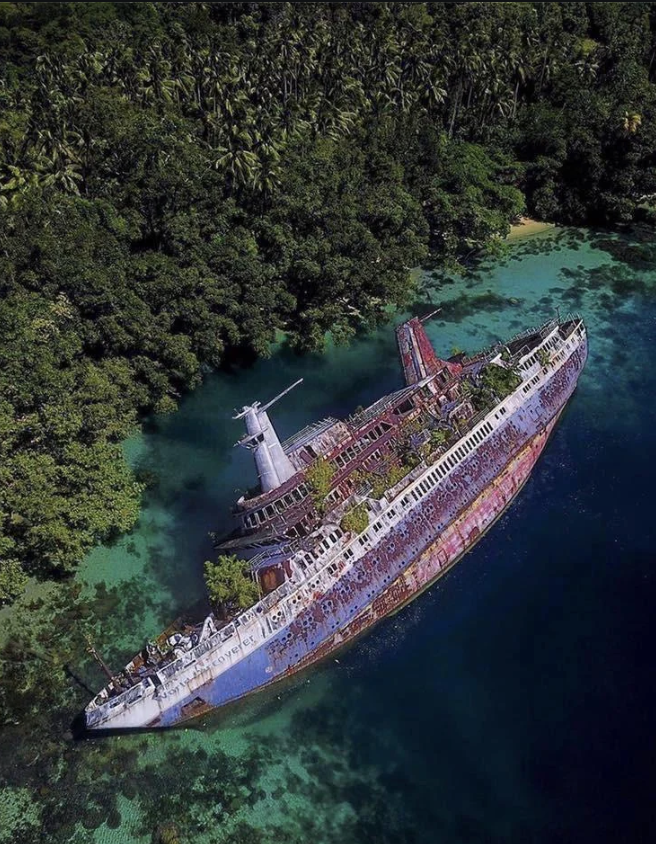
[507,216,555,241]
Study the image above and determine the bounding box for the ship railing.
[186,325,578,694]
[461,318,557,366]
[382,404,493,503]
[87,676,148,720]
[112,322,593,712]
[156,603,268,684]
[511,318,575,369]
[155,604,270,685]
[511,317,558,344]
[564,311,582,323]
[509,343,532,364]
[502,318,560,359]
[255,319,587,631]
[248,318,588,642]
[382,460,428,501]
[256,321,585,613]
[281,417,339,454]
[472,406,493,426]
[387,323,584,508]
[89,319,590,723]
[246,550,271,571]
[88,582,299,720]
[461,340,501,364]
[433,314,576,390]
[159,657,189,680]
[348,385,416,427]
[561,313,583,335]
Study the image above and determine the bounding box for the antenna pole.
[420,307,442,323]
[259,378,303,414]
[85,635,114,684]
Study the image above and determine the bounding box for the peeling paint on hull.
[166,409,563,728]
[291,409,561,674]
[85,319,587,732]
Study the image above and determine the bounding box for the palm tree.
[251,141,282,200]
[621,111,642,134]
[0,164,41,209]
[40,160,83,195]
[314,99,357,140]
[136,44,176,107]
[211,125,260,189]
[574,56,599,86]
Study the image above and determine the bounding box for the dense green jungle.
[2,0,656,787]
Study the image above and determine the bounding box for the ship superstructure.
[84,314,588,730]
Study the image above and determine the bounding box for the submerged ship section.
[84,314,588,730]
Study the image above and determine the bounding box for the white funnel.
[234,380,302,493]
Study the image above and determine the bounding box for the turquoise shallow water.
[2,226,656,843]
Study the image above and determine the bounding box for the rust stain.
[275,416,559,678]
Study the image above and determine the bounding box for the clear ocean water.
[2,227,656,843]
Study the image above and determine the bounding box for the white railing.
[88,319,587,723]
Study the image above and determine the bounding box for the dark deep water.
[1,227,656,843]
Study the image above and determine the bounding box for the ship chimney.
[234,380,302,493]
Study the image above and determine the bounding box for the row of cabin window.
[350,419,490,548]
[333,387,528,564]
[325,486,342,506]
[365,448,383,468]
[327,446,386,511]
[350,502,403,551]
[298,526,346,570]
[359,500,405,548]
[520,335,560,371]
[333,425,388,469]
[244,484,309,529]
[522,372,542,394]
[445,420,494,468]
[319,528,343,552]
[519,328,578,397]
[545,339,571,372]
[359,519,382,546]
[396,419,496,511]
[323,400,518,565]
[319,446,392,556]
[286,516,313,539]
[390,418,495,511]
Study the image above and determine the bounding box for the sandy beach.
[507,216,555,241]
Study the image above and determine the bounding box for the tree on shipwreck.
[204,554,260,619]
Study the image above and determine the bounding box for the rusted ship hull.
[84,316,587,732]
[291,408,562,673]
[164,410,562,727]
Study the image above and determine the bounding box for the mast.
[85,635,114,684]
[234,379,303,493]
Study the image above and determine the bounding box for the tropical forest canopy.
[1,1,655,602]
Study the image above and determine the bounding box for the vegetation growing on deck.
[467,364,524,414]
[537,348,551,368]
[370,465,412,500]
[340,503,370,536]
[429,428,453,450]
[305,459,336,514]
[204,555,260,618]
